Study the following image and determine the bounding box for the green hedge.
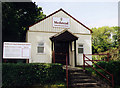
[2,63,65,88]
[94,61,120,86]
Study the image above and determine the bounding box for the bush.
[94,61,120,86]
[2,63,65,88]
[94,61,107,69]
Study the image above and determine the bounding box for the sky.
[32,0,118,28]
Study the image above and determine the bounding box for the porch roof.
[50,29,78,42]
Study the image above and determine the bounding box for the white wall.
[76,34,92,65]
[27,31,92,65]
[27,31,56,63]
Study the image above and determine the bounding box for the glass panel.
[78,48,83,53]
[79,45,83,47]
[38,47,44,53]
[38,43,44,46]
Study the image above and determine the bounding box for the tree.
[92,26,116,54]
[112,26,119,48]
[2,2,46,42]
[118,27,120,60]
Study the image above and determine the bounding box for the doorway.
[54,41,69,65]
[50,29,78,66]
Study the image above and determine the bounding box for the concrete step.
[69,86,102,88]
[68,69,84,73]
[69,83,99,87]
[69,72,88,76]
[69,79,97,83]
[67,66,112,88]
[69,75,91,79]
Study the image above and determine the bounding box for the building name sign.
[3,42,31,59]
[53,17,70,28]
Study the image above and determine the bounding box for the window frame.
[78,44,84,54]
[37,42,44,54]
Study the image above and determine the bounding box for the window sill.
[78,53,83,55]
[37,53,46,55]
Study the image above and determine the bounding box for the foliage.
[2,2,46,42]
[85,61,120,87]
[94,61,120,86]
[2,63,65,88]
[92,55,108,61]
[92,26,119,54]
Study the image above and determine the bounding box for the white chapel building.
[26,8,92,67]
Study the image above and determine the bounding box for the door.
[54,41,69,65]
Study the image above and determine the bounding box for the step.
[67,67,112,88]
[68,69,84,73]
[69,86,101,88]
[70,83,99,87]
[69,75,91,79]
[69,79,97,83]
[68,86,102,88]
[69,72,87,76]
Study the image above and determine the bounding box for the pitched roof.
[29,8,92,33]
[50,29,78,41]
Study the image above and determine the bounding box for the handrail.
[85,53,110,61]
[66,53,68,88]
[53,51,68,88]
[83,54,114,88]
[85,56,112,76]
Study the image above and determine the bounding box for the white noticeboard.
[3,42,31,59]
[53,17,70,28]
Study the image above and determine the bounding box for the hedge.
[2,63,65,88]
[94,61,120,86]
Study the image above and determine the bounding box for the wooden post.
[26,59,29,63]
[74,41,77,67]
[107,53,109,61]
[52,50,55,63]
[83,54,85,70]
[52,41,55,63]
[4,59,6,63]
[112,74,114,88]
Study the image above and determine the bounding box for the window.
[37,42,44,53]
[78,44,84,54]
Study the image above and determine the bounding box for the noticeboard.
[3,42,31,59]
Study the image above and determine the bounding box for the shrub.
[94,61,120,86]
[2,63,65,88]
[94,61,107,69]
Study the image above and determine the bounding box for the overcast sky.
[32,0,118,28]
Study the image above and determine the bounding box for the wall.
[76,34,92,65]
[27,31,56,63]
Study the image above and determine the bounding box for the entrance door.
[54,41,69,65]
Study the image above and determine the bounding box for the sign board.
[3,42,31,59]
[53,17,70,28]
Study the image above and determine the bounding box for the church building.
[26,8,92,67]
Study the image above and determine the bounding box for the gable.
[29,9,92,34]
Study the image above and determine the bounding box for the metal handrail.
[66,53,68,88]
[83,54,114,88]
[53,51,68,88]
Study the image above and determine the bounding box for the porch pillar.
[74,40,77,66]
[52,41,55,63]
